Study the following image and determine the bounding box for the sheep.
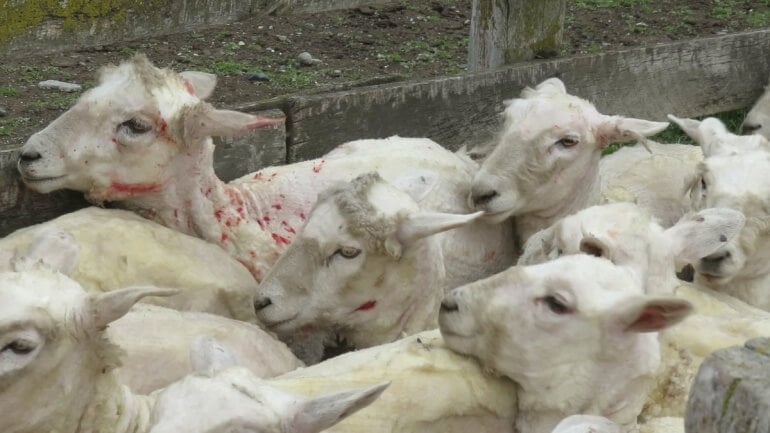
[515,202,770,419]
[741,76,770,138]
[518,202,745,295]
[0,256,385,433]
[667,115,770,310]
[468,77,702,243]
[7,228,302,394]
[17,54,516,289]
[254,172,482,362]
[0,207,258,322]
[269,329,518,433]
[438,254,692,433]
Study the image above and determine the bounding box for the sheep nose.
[701,250,731,264]
[741,123,761,135]
[440,299,459,312]
[19,150,42,163]
[254,297,272,312]
[470,186,498,208]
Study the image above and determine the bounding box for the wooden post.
[468,0,566,72]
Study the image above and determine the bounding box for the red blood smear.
[184,80,195,95]
[110,181,161,194]
[220,233,229,242]
[355,300,377,311]
[272,203,282,210]
[271,233,290,245]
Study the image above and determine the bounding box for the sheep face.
[17,54,281,202]
[438,255,690,384]
[670,116,770,287]
[150,368,388,433]
[256,173,479,346]
[742,80,770,138]
[469,78,668,223]
[519,203,745,295]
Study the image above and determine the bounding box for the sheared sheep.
[0,207,258,322]
[668,115,770,310]
[17,54,516,289]
[0,249,384,433]
[468,77,701,242]
[439,254,692,433]
[7,228,302,394]
[255,172,482,362]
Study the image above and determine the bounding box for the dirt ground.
[1,0,769,148]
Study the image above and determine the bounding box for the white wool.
[742,75,770,139]
[270,330,518,433]
[0,207,258,322]
[109,304,302,394]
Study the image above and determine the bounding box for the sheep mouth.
[262,313,300,331]
[21,175,65,183]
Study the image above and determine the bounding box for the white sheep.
[254,172,482,362]
[17,54,516,289]
[0,262,385,433]
[514,201,770,419]
[0,207,258,322]
[667,115,770,310]
[468,77,702,242]
[439,254,692,433]
[742,76,770,138]
[7,228,302,394]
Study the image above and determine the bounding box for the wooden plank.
[0,110,286,236]
[287,29,770,161]
[468,0,567,72]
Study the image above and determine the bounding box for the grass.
[0,86,19,97]
[748,10,770,27]
[18,66,72,84]
[210,61,253,75]
[575,0,652,8]
[30,92,81,111]
[0,117,30,136]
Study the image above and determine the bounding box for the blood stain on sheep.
[109,181,161,195]
[312,160,326,173]
[220,233,229,242]
[272,203,282,210]
[354,300,377,311]
[183,80,195,95]
[271,233,290,246]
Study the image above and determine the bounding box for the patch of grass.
[377,52,405,63]
[30,92,81,110]
[0,117,30,136]
[711,5,734,19]
[748,10,770,27]
[211,61,252,75]
[19,66,72,84]
[272,64,321,90]
[575,0,652,8]
[0,86,19,97]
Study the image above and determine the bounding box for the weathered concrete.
[686,337,770,433]
[468,0,567,72]
[275,29,770,161]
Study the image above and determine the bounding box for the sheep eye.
[700,177,707,191]
[119,118,152,135]
[335,247,362,259]
[540,295,573,315]
[2,340,35,355]
[556,137,579,148]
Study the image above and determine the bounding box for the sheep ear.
[665,208,745,263]
[179,71,217,100]
[595,116,669,148]
[518,226,556,265]
[396,211,484,246]
[190,337,240,375]
[579,235,608,258]
[184,103,285,141]
[290,382,389,433]
[12,229,79,275]
[91,286,179,329]
[668,115,728,157]
[609,296,692,333]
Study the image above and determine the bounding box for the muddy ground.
[1,0,768,147]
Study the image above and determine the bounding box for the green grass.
[748,10,770,27]
[30,92,81,110]
[210,61,253,75]
[0,86,19,97]
[19,65,72,84]
[0,117,30,136]
[271,65,321,90]
[575,0,652,8]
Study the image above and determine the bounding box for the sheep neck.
[116,140,288,282]
[78,376,155,433]
[512,334,658,433]
[515,166,601,244]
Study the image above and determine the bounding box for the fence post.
[468,0,567,72]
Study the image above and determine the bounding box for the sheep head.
[17,54,282,202]
[150,368,388,433]
[470,78,668,223]
[255,172,481,349]
[439,255,691,430]
[669,115,770,287]
[518,202,745,295]
[741,77,770,139]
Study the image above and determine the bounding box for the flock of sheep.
[4,52,770,433]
